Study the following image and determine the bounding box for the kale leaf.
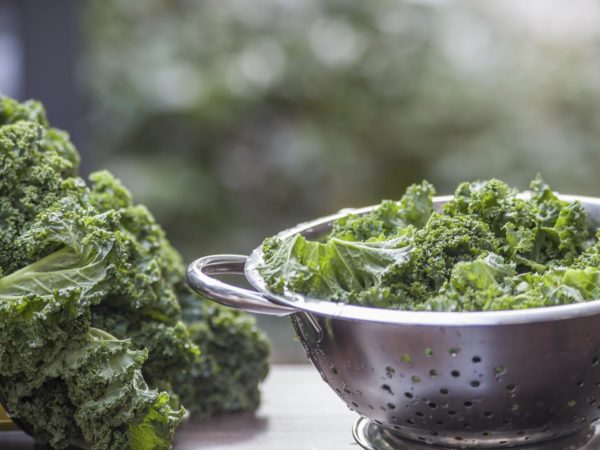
[173,289,270,417]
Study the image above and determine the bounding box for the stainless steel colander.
[187,195,600,449]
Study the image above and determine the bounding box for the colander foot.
[352,416,600,450]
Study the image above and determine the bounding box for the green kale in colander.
[259,176,600,311]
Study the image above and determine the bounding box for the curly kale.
[330,180,435,241]
[0,192,183,449]
[259,176,599,311]
[0,112,79,275]
[86,171,199,395]
[0,95,270,449]
[444,175,588,268]
[173,289,269,417]
[86,172,270,413]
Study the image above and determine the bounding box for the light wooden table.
[0,365,360,450]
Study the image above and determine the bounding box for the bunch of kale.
[260,177,600,311]
[0,96,268,450]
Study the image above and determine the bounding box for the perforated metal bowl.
[187,195,600,448]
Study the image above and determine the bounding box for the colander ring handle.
[187,254,296,316]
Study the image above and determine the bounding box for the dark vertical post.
[0,0,24,99]
[17,0,86,167]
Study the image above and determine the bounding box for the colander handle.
[187,255,296,316]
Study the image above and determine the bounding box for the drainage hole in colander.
[517,431,526,436]
[588,397,596,405]
[351,401,359,408]
[368,404,374,410]
[568,400,576,407]
[505,384,516,392]
[576,380,584,387]
[483,411,493,418]
[425,348,433,357]
[428,401,437,409]
[510,403,520,411]
[448,410,457,416]
[498,440,508,445]
[416,411,425,417]
[495,366,506,376]
[407,419,415,425]
[431,431,439,436]
[449,348,460,357]
[593,357,599,366]
[464,423,471,429]
[429,369,438,378]
[381,384,393,395]
[503,419,511,425]
[412,375,421,383]
[454,436,463,441]
[440,388,449,395]
[482,432,490,436]
[419,436,436,445]
[387,403,396,410]
[451,370,460,378]
[436,420,444,426]
[405,392,414,399]
[374,420,382,425]
[472,356,482,363]
[464,401,473,408]
[471,381,480,388]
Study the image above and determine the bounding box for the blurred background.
[2,0,600,362]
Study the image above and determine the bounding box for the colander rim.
[245,193,600,326]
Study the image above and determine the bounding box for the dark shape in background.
[0,0,85,165]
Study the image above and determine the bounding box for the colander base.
[352,417,600,450]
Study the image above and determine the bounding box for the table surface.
[0,365,360,450]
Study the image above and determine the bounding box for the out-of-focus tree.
[83,0,600,261]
